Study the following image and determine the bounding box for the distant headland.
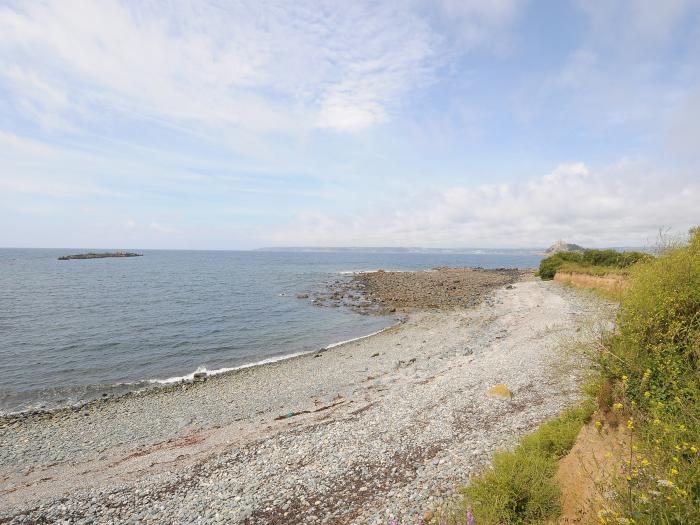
[58,252,142,260]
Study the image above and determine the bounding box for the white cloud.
[0,0,528,136]
[0,1,440,134]
[262,161,699,247]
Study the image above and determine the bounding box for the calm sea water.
[0,249,542,413]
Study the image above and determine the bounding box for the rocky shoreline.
[0,272,609,525]
[301,267,525,315]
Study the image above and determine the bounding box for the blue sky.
[1,0,699,249]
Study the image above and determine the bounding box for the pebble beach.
[0,271,608,524]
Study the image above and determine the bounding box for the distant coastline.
[254,245,647,255]
[255,246,543,255]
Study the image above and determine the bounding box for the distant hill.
[544,240,585,255]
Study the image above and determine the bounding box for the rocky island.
[58,251,142,260]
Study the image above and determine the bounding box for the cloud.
[262,161,699,247]
[0,1,443,135]
[0,0,530,138]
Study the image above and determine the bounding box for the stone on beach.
[486,383,513,399]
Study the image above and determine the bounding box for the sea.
[0,248,543,414]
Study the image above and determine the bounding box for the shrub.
[462,448,560,524]
[454,403,593,524]
[537,249,651,280]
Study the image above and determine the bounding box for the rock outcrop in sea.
[58,252,142,260]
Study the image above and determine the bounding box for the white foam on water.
[148,352,310,385]
[149,320,402,385]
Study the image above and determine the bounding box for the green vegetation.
[452,402,594,525]
[593,228,700,524]
[538,249,651,280]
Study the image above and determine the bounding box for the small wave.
[149,321,402,384]
[148,351,315,384]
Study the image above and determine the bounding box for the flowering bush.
[595,228,700,524]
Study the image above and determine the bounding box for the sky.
[1,0,699,249]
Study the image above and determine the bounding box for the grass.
[557,277,626,303]
[554,261,632,277]
[449,402,594,525]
